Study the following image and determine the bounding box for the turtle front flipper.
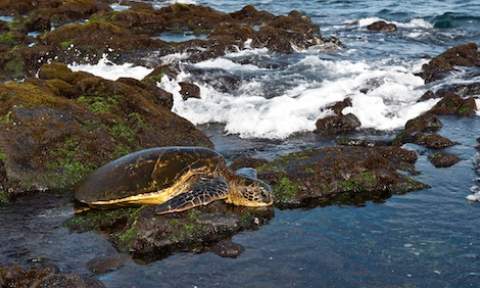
[155,177,229,215]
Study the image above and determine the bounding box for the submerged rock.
[367,21,397,32]
[0,63,211,196]
[419,43,480,83]
[0,265,104,288]
[428,152,460,168]
[86,254,129,275]
[315,113,361,135]
[257,146,427,208]
[211,240,245,258]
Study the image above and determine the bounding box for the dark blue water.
[1,1,480,287]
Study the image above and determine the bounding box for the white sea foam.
[193,58,265,71]
[68,55,153,81]
[353,17,433,29]
[110,3,130,12]
[160,56,436,139]
[160,52,191,64]
[467,192,480,201]
[169,0,197,4]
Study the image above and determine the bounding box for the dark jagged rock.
[417,90,441,102]
[179,81,201,100]
[142,65,178,86]
[367,21,397,32]
[0,265,105,288]
[65,203,273,262]
[257,146,427,208]
[414,133,455,149]
[0,63,211,196]
[437,82,480,97]
[419,43,480,83]
[86,254,129,275]
[327,97,352,115]
[315,113,361,135]
[428,93,477,117]
[211,240,244,258]
[428,152,460,168]
[404,113,443,134]
[0,4,340,80]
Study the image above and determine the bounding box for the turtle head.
[228,174,273,207]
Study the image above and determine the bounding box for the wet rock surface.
[0,63,211,195]
[0,3,338,77]
[419,42,480,83]
[179,81,201,100]
[315,113,361,135]
[428,93,477,117]
[428,152,460,168]
[256,146,427,208]
[367,21,397,32]
[0,265,105,288]
[414,133,455,149]
[65,202,273,263]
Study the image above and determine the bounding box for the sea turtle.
[75,147,273,214]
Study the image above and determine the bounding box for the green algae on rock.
[257,146,428,208]
[0,63,212,195]
[65,202,273,262]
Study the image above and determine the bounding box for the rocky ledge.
[0,63,211,202]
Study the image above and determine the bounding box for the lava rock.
[211,240,245,258]
[367,21,397,32]
[419,43,480,83]
[179,82,201,100]
[66,202,273,263]
[414,133,455,149]
[428,152,460,168]
[327,98,352,115]
[428,93,477,117]
[404,113,443,134]
[0,63,212,195]
[315,113,361,135]
[257,146,427,208]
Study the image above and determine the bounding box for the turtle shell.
[75,146,226,203]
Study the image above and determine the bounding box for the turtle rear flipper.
[155,177,229,215]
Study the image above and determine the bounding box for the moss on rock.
[258,146,427,208]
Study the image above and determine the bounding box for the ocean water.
[4,1,480,287]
